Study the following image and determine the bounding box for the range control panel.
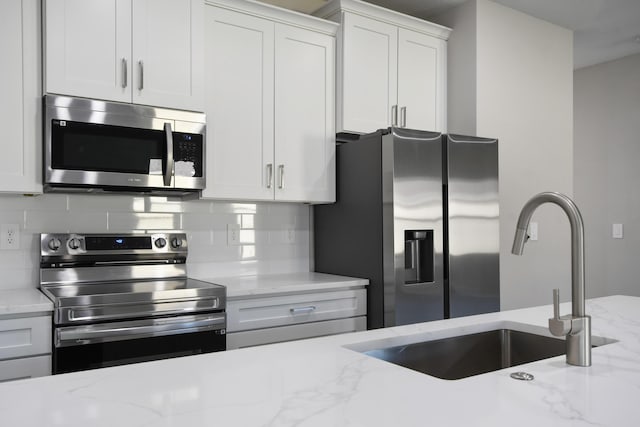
[40,232,188,258]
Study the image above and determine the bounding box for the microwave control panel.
[174,133,203,177]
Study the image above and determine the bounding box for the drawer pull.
[289,306,316,315]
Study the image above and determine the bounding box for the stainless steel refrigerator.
[314,127,499,329]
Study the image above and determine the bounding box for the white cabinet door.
[274,24,335,203]
[340,12,397,134]
[0,0,41,193]
[226,317,366,349]
[0,355,51,382]
[45,0,131,102]
[132,0,204,110]
[0,316,51,360]
[202,6,274,200]
[397,28,446,132]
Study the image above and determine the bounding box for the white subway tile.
[67,194,145,213]
[108,212,180,231]
[0,194,68,212]
[25,211,108,233]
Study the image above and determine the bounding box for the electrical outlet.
[1,224,20,250]
[284,226,295,244]
[227,223,240,246]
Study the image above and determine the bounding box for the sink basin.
[362,328,568,380]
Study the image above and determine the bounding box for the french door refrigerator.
[314,127,499,329]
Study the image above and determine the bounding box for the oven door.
[52,313,226,374]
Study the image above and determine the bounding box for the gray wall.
[574,53,640,298]
[433,0,574,310]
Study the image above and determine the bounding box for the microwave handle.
[164,123,174,187]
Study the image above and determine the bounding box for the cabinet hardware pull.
[138,60,144,90]
[278,165,285,189]
[400,106,407,128]
[391,105,398,126]
[290,306,316,315]
[121,58,127,88]
[266,164,273,189]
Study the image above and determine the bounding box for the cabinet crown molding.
[206,0,338,35]
[314,0,451,40]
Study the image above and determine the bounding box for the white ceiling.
[261,0,640,69]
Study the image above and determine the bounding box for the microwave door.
[47,117,173,190]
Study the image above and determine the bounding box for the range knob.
[170,237,183,248]
[47,238,61,251]
[68,238,81,250]
[154,237,167,248]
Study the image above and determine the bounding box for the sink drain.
[510,371,534,381]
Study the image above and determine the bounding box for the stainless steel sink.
[362,329,568,380]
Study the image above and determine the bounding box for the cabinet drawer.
[227,316,366,349]
[227,289,366,332]
[0,316,51,360]
[0,355,51,382]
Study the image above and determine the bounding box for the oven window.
[53,330,225,374]
[51,120,165,175]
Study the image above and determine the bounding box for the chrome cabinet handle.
[164,122,174,187]
[138,60,144,90]
[266,163,273,189]
[278,165,285,189]
[290,306,316,315]
[391,105,398,126]
[400,106,407,127]
[121,58,127,88]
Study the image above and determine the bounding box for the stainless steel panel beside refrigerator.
[314,128,499,329]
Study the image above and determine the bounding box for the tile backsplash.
[0,194,310,290]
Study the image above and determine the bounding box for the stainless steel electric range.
[39,232,226,374]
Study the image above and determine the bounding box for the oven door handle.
[55,314,226,347]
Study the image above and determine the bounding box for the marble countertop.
[1,295,639,426]
[0,288,53,317]
[197,272,369,299]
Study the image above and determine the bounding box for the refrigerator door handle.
[400,107,407,128]
[391,105,398,126]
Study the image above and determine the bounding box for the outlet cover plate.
[1,224,20,250]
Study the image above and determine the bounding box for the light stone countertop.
[197,272,369,299]
[0,288,53,317]
[1,295,639,426]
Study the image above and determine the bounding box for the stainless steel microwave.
[44,95,205,196]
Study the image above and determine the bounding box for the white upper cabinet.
[397,28,445,131]
[340,12,397,135]
[0,0,41,193]
[274,24,335,203]
[315,0,451,134]
[204,6,274,201]
[202,0,337,203]
[45,0,204,111]
[131,0,204,110]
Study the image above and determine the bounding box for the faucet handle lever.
[549,288,572,336]
[553,288,560,319]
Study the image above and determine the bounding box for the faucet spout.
[511,192,591,366]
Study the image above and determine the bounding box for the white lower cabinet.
[0,315,52,382]
[226,289,367,349]
[0,356,51,383]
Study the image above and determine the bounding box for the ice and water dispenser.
[404,230,434,284]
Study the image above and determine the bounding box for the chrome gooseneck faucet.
[512,192,591,367]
